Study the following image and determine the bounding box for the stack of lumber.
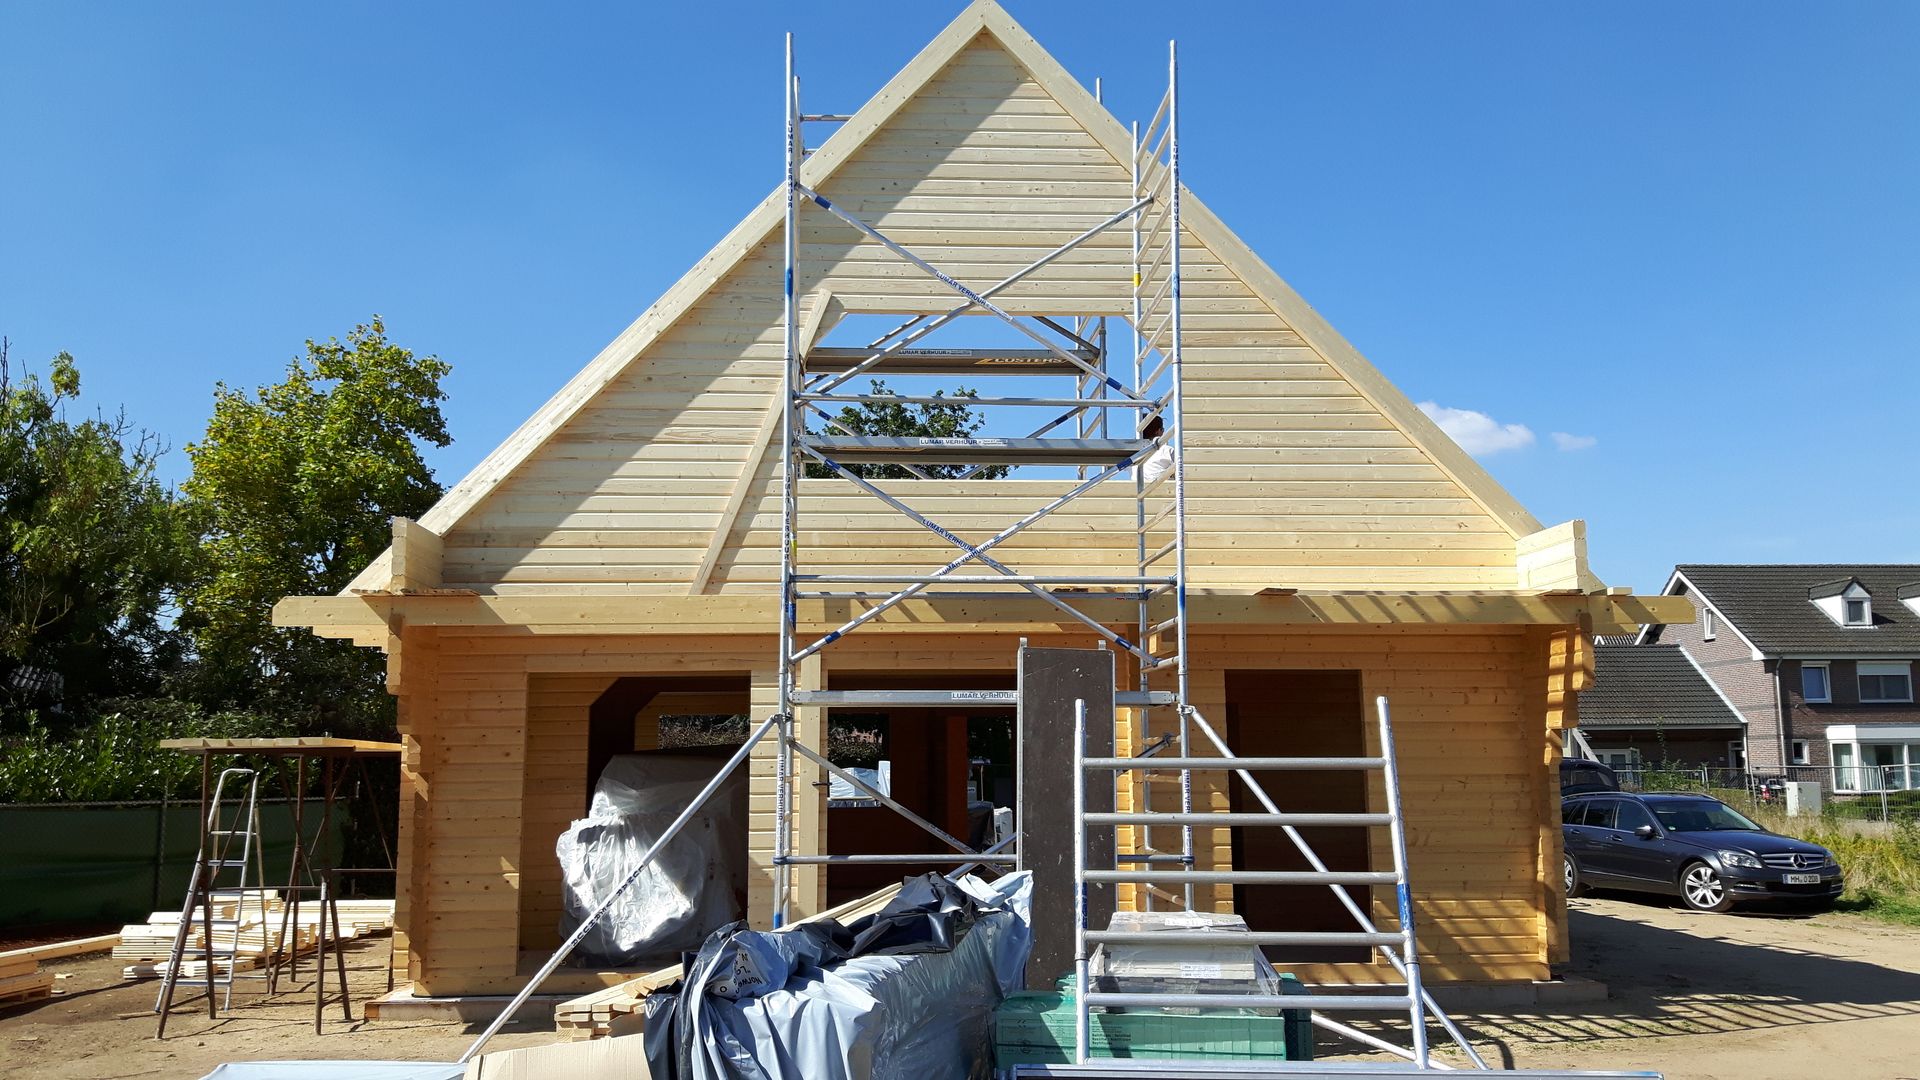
[0,953,57,1006]
[0,934,115,1007]
[115,896,395,981]
[552,883,902,1041]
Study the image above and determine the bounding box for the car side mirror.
[1634,824,1656,839]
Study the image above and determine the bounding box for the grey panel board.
[1018,645,1115,987]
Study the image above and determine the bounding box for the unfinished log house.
[277,0,1686,1000]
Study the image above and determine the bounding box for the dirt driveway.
[1442,893,1920,1078]
[0,940,552,1080]
[6,901,1920,1079]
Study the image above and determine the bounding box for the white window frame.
[1727,740,1746,769]
[1802,662,1831,704]
[1702,609,1716,641]
[1846,597,1871,626]
[1790,739,1809,765]
[1833,741,1858,792]
[1860,661,1915,704]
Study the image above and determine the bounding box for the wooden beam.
[158,736,403,754]
[390,517,444,593]
[0,933,119,966]
[1515,520,1603,593]
[275,589,1694,638]
[688,292,845,595]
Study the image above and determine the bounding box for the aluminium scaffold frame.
[771,31,1194,929]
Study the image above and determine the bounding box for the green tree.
[179,318,450,735]
[0,341,192,718]
[804,379,1008,480]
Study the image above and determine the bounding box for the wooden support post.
[1534,619,1590,967]
[790,653,826,919]
[747,659,826,926]
[389,518,443,593]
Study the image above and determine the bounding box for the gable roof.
[343,0,1548,596]
[1580,643,1744,730]
[1807,577,1864,600]
[1668,564,1920,655]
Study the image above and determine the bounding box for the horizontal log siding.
[438,36,1518,594]
[400,625,1554,993]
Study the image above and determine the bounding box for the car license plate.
[1783,872,1821,884]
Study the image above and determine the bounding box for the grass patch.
[1832,892,1920,927]
[1738,802,1920,922]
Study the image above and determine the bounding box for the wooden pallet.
[550,884,903,1041]
[0,969,56,1006]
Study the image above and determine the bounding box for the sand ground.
[4,894,1919,1078]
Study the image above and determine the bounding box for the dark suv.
[1563,791,1842,912]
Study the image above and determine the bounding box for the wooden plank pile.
[115,895,395,981]
[0,934,117,1007]
[0,953,56,1006]
[551,884,901,1041]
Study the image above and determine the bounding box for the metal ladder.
[155,767,275,1034]
[1071,697,1492,1071]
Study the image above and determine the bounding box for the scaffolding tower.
[772,31,1191,921]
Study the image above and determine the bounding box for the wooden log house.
[276,1,1686,999]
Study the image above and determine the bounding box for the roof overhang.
[275,589,1691,646]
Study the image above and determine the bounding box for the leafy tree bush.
[0,698,292,802]
[804,379,1008,480]
[0,344,193,719]
[178,319,450,737]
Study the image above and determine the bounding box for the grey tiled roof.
[1580,643,1744,730]
[1675,564,1920,655]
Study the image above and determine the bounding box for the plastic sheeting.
[197,1063,462,1080]
[644,872,1032,1080]
[556,753,749,966]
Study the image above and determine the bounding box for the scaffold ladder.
[1073,696,1493,1071]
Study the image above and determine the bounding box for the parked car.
[1560,758,1621,796]
[1562,791,1842,912]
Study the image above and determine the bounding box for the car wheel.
[1564,855,1586,898]
[1679,861,1734,913]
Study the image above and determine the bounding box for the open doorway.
[822,672,1017,905]
[1226,669,1374,964]
[535,675,753,965]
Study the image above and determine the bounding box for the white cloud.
[1551,431,1598,452]
[1417,401,1535,456]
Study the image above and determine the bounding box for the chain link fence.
[1610,764,1920,826]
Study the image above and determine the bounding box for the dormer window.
[1899,583,1920,620]
[1810,577,1874,628]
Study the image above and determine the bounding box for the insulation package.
[556,752,749,966]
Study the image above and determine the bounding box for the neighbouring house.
[1573,642,1744,770]
[273,1,1684,1000]
[1638,564,1920,791]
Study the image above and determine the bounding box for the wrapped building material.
[557,753,748,966]
[644,871,1032,1080]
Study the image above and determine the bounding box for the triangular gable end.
[347,0,1550,597]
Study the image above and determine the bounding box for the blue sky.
[3,1,1915,592]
